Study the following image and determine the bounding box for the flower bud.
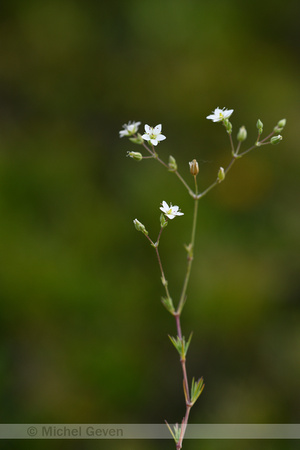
[273,119,286,133]
[270,135,283,145]
[217,167,225,182]
[189,159,199,176]
[256,119,263,134]
[160,213,168,228]
[224,119,232,134]
[127,151,143,161]
[129,133,144,145]
[277,118,286,128]
[133,218,148,234]
[168,155,177,172]
[237,126,247,142]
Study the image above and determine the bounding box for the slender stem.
[176,405,192,450]
[136,135,195,197]
[235,140,241,156]
[172,175,199,448]
[174,170,195,197]
[228,132,235,155]
[177,176,199,314]
[141,140,156,157]
[197,154,238,200]
[155,154,195,197]
[133,123,280,450]
[173,311,192,449]
[225,155,237,174]
[175,312,182,340]
[147,227,172,300]
[174,313,190,402]
[156,246,172,299]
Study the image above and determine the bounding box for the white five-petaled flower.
[160,201,184,220]
[206,107,234,123]
[119,121,141,137]
[141,124,166,146]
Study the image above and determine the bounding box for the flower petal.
[160,201,168,212]
[156,134,166,141]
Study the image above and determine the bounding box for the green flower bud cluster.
[256,119,263,135]
[274,118,286,133]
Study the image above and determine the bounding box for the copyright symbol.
[27,426,38,437]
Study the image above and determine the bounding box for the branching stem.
[130,120,284,449]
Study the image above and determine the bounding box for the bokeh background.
[0,1,300,449]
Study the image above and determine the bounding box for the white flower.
[206,107,234,122]
[119,121,141,137]
[141,124,166,146]
[160,201,184,219]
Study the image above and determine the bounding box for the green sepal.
[127,151,143,161]
[273,118,286,133]
[217,167,225,183]
[168,155,177,172]
[129,133,144,145]
[270,135,283,145]
[256,119,263,135]
[160,213,168,228]
[237,126,247,142]
[224,119,232,134]
[133,219,148,235]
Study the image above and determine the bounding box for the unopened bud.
[277,118,286,128]
[274,118,286,133]
[129,134,144,145]
[256,119,263,134]
[189,159,199,176]
[237,126,247,142]
[168,155,177,172]
[127,151,143,161]
[133,218,148,234]
[160,213,168,228]
[270,135,283,145]
[224,119,232,134]
[217,167,225,182]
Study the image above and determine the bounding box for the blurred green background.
[0,0,300,449]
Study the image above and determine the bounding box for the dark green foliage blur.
[0,1,299,449]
